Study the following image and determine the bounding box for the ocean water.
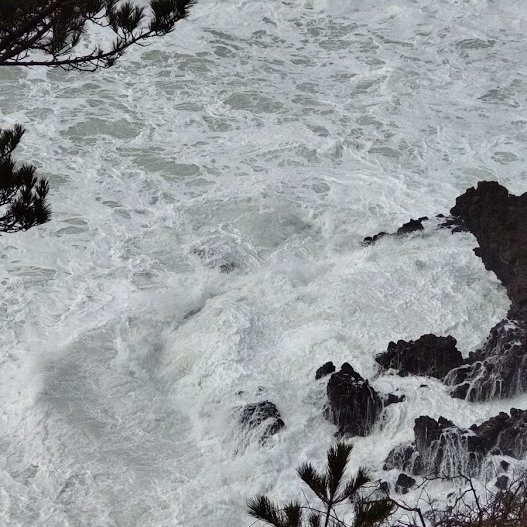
[1,0,527,525]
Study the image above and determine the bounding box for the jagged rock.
[385,409,527,477]
[449,181,527,306]
[239,401,284,443]
[395,473,416,494]
[397,217,428,235]
[439,182,527,401]
[363,217,429,245]
[363,231,388,245]
[448,305,527,401]
[315,361,336,380]
[384,443,421,473]
[326,363,404,436]
[472,408,527,457]
[376,334,463,379]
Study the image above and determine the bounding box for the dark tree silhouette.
[0,125,50,233]
[0,0,195,233]
[247,443,394,527]
[0,0,194,71]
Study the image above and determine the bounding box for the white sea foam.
[0,0,526,525]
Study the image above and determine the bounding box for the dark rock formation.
[397,217,428,235]
[449,181,527,306]
[448,305,527,401]
[376,334,463,379]
[385,409,527,477]
[326,363,404,436]
[363,231,388,245]
[433,183,527,401]
[395,473,416,494]
[239,401,284,443]
[384,443,421,473]
[363,217,429,245]
[315,361,336,380]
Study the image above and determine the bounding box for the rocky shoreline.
[323,181,527,486]
[242,182,527,490]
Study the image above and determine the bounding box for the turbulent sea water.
[1,0,527,525]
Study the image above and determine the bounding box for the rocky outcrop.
[239,401,284,443]
[447,306,527,400]
[326,363,404,436]
[439,182,527,401]
[449,181,527,306]
[397,218,428,235]
[376,334,463,379]
[315,361,336,380]
[363,217,428,245]
[384,409,527,477]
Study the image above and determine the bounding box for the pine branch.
[0,0,195,71]
[247,495,286,527]
[298,462,329,504]
[327,443,353,502]
[0,125,50,233]
[352,498,394,527]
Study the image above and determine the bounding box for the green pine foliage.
[0,0,195,70]
[247,442,395,527]
[0,125,50,233]
[0,1,195,234]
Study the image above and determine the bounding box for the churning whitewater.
[1,0,527,525]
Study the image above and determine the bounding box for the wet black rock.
[385,409,527,476]
[438,182,527,401]
[363,232,388,245]
[315,361,336,380]
[384,443,421,473]
[448,305,527,401]
[395,473,416,494]
[363,217,429,245]
[239,401,284,443]
[449,181,527,306]
[397,217,428,235]
[376,334,463,379]
[326,363,404,436]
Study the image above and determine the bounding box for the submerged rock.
[326,363,404,436]
[385,409,527,477]
[192,247,238,273]
[239,401,284,443]
[376,334,463,379]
